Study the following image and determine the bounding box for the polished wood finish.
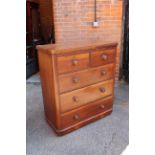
[60,79,113,113]
[61,96,113,128]
[91,48,115,67]
[57,53,89,74]
[58,63,114,93]
[37,42,117,135]
[38,51,60,128]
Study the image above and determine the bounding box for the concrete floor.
[26,75,129,155]
[27,73,40,84]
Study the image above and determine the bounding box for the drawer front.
[56,53,89,74]
[58,63,115,93]
[61,96,113,128]
[91,48,116,67]
[60,79,114,113]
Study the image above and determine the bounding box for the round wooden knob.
[72,59,79,65]
[99,87,106,93]
[73,77,80,83]
[101,54,108,60]
[72,96,79,102]
[101,70,106,76]
[100,104,105,109]
[74,114,80,120]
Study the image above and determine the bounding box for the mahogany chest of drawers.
[37,43,117,136]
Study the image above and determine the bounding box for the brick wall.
[40,0,123,80]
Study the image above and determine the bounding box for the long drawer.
[58,63,115,93]
[61,96,113,128]
[60,79,114,113]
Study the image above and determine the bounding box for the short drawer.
[91,48,116,67]
[56,53,89,74]
[58,63,115,93]
[61,96,113,128]
[60,79,114,113]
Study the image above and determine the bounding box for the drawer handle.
[99,87,106,93]
[100,104,105,109]
[101,54,108,60]
[74,114,80,120]
[72,96,79,102]
[72,77,80,83]
[72,59,79,65]
[101,70,106,76]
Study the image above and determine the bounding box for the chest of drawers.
[37,43,117,136]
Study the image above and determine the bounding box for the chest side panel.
[38,51,60,128]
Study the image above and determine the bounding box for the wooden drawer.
[60,79,114,113]
[91,48,115,67]
[56,53,89,74]
[61,96,113,128]
[58,63,115,93]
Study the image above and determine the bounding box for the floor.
[26,74,129,155]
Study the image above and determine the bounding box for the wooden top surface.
[36,42,118,55]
